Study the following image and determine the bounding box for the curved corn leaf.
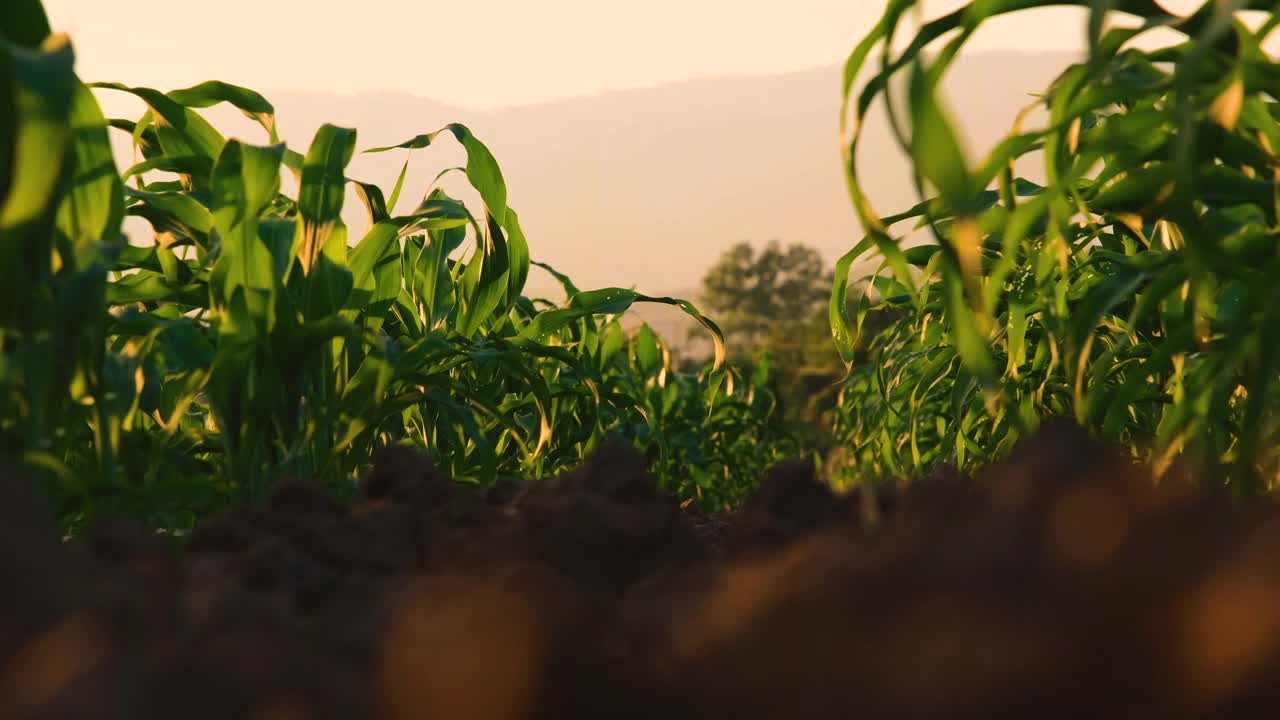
[519,287,726,371]
[91,82,225,168]
[57,79,125,267]
[209,140,285,334]
[295,123,355,276]
[366,123,508,222]
[167,80,277,143]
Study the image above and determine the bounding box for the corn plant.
[1,0,798,532]
[832,0,1280,493]
[603,324,801,507]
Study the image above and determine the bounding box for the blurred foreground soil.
[3,419,1279,718]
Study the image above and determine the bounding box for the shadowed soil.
[2,419,1279,718]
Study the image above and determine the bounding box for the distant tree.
[694,241,910,445]
[694,241,841,438]
[698,240,831,358]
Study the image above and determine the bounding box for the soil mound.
[3,424,1280,718]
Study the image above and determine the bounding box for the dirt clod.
[3,424,1280,718]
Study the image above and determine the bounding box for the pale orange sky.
[38,0,1119,109]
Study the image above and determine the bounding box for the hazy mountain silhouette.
[194,50,1072,290]
[109,50,1079,354]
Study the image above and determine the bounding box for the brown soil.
[3,420,1280,718]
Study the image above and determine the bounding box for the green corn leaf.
[298,222,354,320]
[125,186,214,250]
[0,0,52,49]
[0,47,14,208]
[366,123,508,221]
[413,224,462,332]
[107,118,161,161]
[348,221,402,322]
[902,244,941,267]
[122,155,214,182]
[633,324,662,378]
[520,288,640,340]
[295,123,355,276]
[392,195,473,233]
[387,155,410,215]
[502,207,530,311]
[364,132,439,153]
[209,140,285,332]
[454,212,514,338]
[520,287,725,370]
[448,124,507,220]
[0,35,75,234]
[105,270,204,305]
[457,247,508,339]
[210,141,283,229]
[91,82,225,168]
[55,80,123,267]
[353,180,389,225]
[1088,162,1175,213]
[167,80,277,143]
[829,237,875,367]
[259,216,297,282]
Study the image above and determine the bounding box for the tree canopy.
[699,240,831,357]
